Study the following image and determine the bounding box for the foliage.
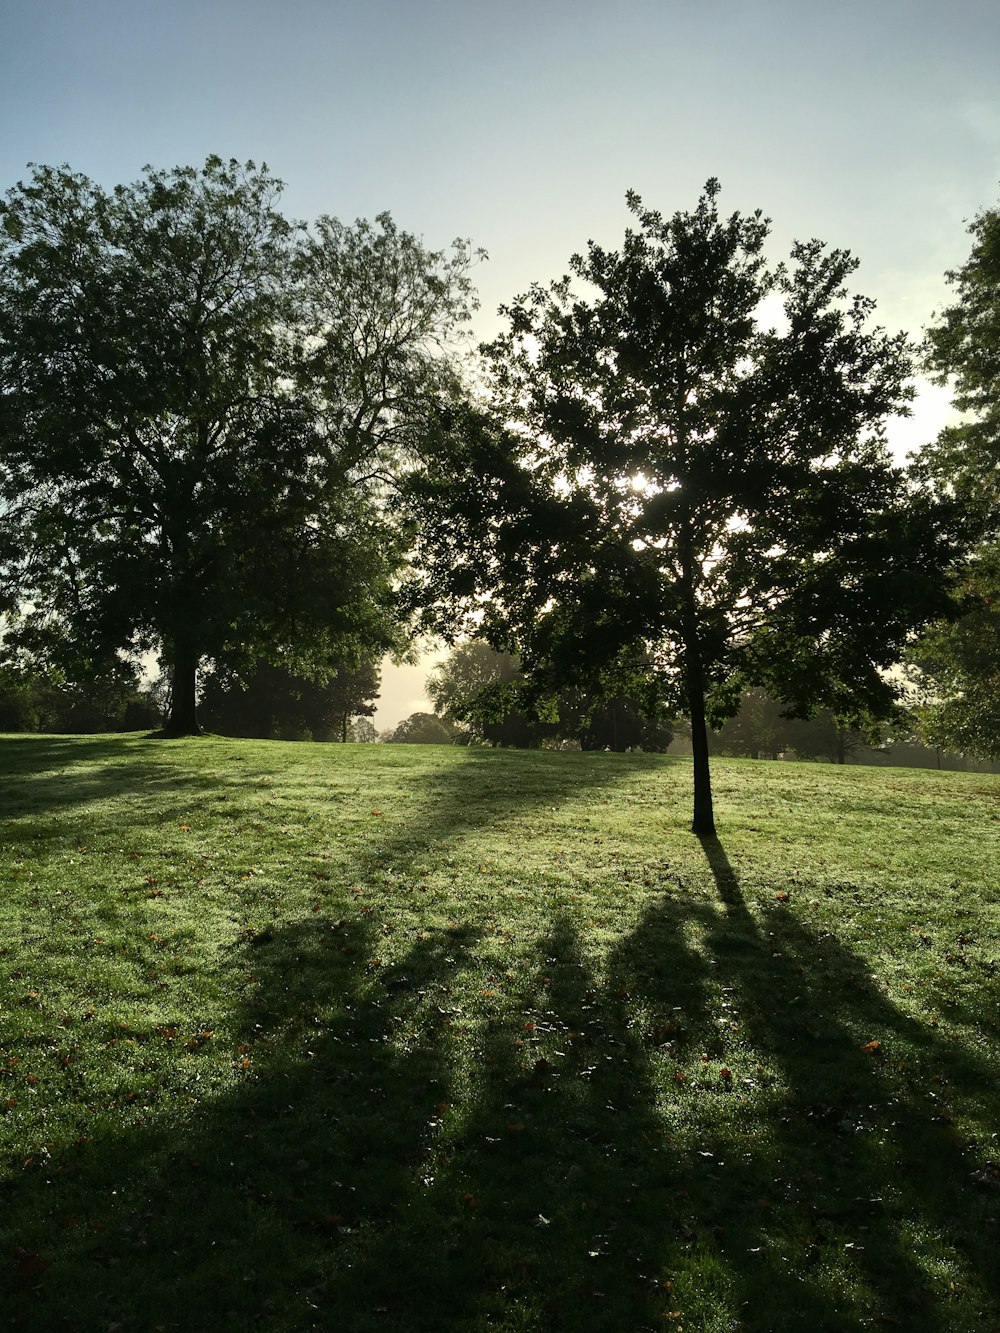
[382,710,461,744]
[709,688,870,764]
[348,716,378,743]
[294,211,484,479]
[0,656,159,733]
[909,195,1000,757]
[198,656,380,742]
[427,640,548,747]
[921,195,1000,526]
[428,639,673,750]
[0,159,479,735]
[709,688,791,760]
[0,735,998,1330]
[407,183,958,832]
[907,548,1000,759]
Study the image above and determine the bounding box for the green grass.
[1,734,998,1331]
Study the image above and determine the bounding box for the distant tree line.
[2,159,997,824]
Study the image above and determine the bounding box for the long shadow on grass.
[311,911,711,1330]
[341,746,668,879]
[2,747,677,1330]
[2,913,479,1329]
[653,835,1000,1331]
[0,733,261,832]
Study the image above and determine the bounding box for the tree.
[382,711,459,744]
[782,710,869,765]
[0,160,479,735]
[427,639,547,747]
[709,689,791,760]
[294,212,484,481]
[906,549,1000,759]
[920,197,1000,527]
[348,717,378,743]
[198,655,380,742]
[908,196,1000,758]
[427,639,672,750]
[408,184,958,833]
[0,657,160,733]
[573,695,673,752]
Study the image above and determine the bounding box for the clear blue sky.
[3,0,998,724]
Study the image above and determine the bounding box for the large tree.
[0,159,479,734]
[408,183,958,833]
[908,196,1000,758]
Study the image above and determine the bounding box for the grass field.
[0,734,998,1331]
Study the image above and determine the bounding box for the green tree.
[382,711,459,744]
[427,639,671,750]
[427,640,545,747]
[0,160,478,735]
[409,184,957,833]
[909,196,1000,758]
[921,197,1000,525]
[709,690,791,760]
[198,656,380,742]
[907,550,1000,759]
[294,212,484,478]
[0,657,159,733]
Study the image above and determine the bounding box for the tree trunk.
[680,545,716,836]
[688,670,716,836]
[165,643,201,736]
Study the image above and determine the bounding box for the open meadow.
[0,735,998,1331]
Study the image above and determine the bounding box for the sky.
[2,0,998,727]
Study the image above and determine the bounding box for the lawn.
[0,734,998,1331]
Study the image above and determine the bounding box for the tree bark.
[688,665,716,836]
[680,543,716,836]
[165,642,201,736]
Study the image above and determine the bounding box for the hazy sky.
[3,0,998,726]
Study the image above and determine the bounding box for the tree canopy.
[0,158,479,734]
[408,183,959,831]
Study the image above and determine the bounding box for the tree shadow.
[1,912,476,1328]
[662,834,1000,1330]
[1,743,677,1330]
[5,741,996,1330]
[0,733,269,835]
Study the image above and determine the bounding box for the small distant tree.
[348,717,378,743]
[710,690,791,760]
[427,639,671,750]
[783,710,869,765]
[427,640,547,747]
[199,657,380,742]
